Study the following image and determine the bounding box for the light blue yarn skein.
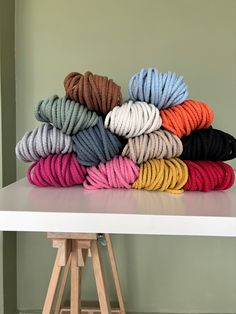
[129,68,188,109]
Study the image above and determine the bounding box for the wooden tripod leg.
[42,249,63,314]
[71,241,82,314]
[54,254,72,314]
[90,240,111,314]
[105,235,125,314]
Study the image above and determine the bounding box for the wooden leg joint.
[43,233,126,314]
[52,239,72,266]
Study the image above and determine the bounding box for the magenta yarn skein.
[27,153,86,187]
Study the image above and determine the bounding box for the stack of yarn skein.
[16,68,236,193]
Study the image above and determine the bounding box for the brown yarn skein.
[64,71,123,115]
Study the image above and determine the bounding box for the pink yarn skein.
[83,156,140,190]
[27,153,86,187]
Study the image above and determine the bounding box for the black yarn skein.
[180,127,236,161]
[72,117,123,166]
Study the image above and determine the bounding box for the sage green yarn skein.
[35,95,98,135]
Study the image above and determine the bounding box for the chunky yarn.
[15,123,73,162]
[64,71,123,115]
[122,130,183,164]
[181,127,236,161]
[133,158,188,194]
[160,99,214,138]
[104,100,162,138]
[35,95,98,135]
[27,153,86,187]
[129,68,188,109]
[184,160,235,192]
[72,117,122,166]
[83,156,139,190]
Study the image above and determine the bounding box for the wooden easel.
[42,233,126,314]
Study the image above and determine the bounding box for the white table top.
[0,178,235,237]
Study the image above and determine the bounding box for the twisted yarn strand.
[64,71,123,115]
[129,68,188,109]
[181,127,236,161]
[72,117,122,166]
[27,153,86,187]
[132,158,188,194]
[84,156,139,190]
[16,123,73,162]
[122,130,183,164]
[184,160,235,192]
[35,95,98,135]
[104,100,162,138]
[160,99,214,138]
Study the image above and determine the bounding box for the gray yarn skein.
[15,123,73,162]
[72,117,122,166]
[35,95,98,135]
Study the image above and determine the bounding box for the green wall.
[0,21,2,309]
[0,0,16,187]
[0,28,3,314]
[0,0,17,313]
[15,0,236,313]
[0,38,2,191]
[0,235,3,313]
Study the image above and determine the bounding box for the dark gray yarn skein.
[72,117,122,166]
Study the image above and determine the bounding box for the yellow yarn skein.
[132,158,188,194]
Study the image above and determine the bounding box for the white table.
[1,178,236,314]
[0,178,235,237]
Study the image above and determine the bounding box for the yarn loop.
[133,158,188,194]
[35,95,98,135]
[84,156,139,190]
[181,127,236,161]
[161,99,214,138]
[64,71,123,115]
[184,160,235,192]
[27,153,86,187]
[73,117,122,166]
[104,100,162,138]
[16,123,73,162]
[122,130,183,164]
[129,68,188,109]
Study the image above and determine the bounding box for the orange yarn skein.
[160,100,214,138]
